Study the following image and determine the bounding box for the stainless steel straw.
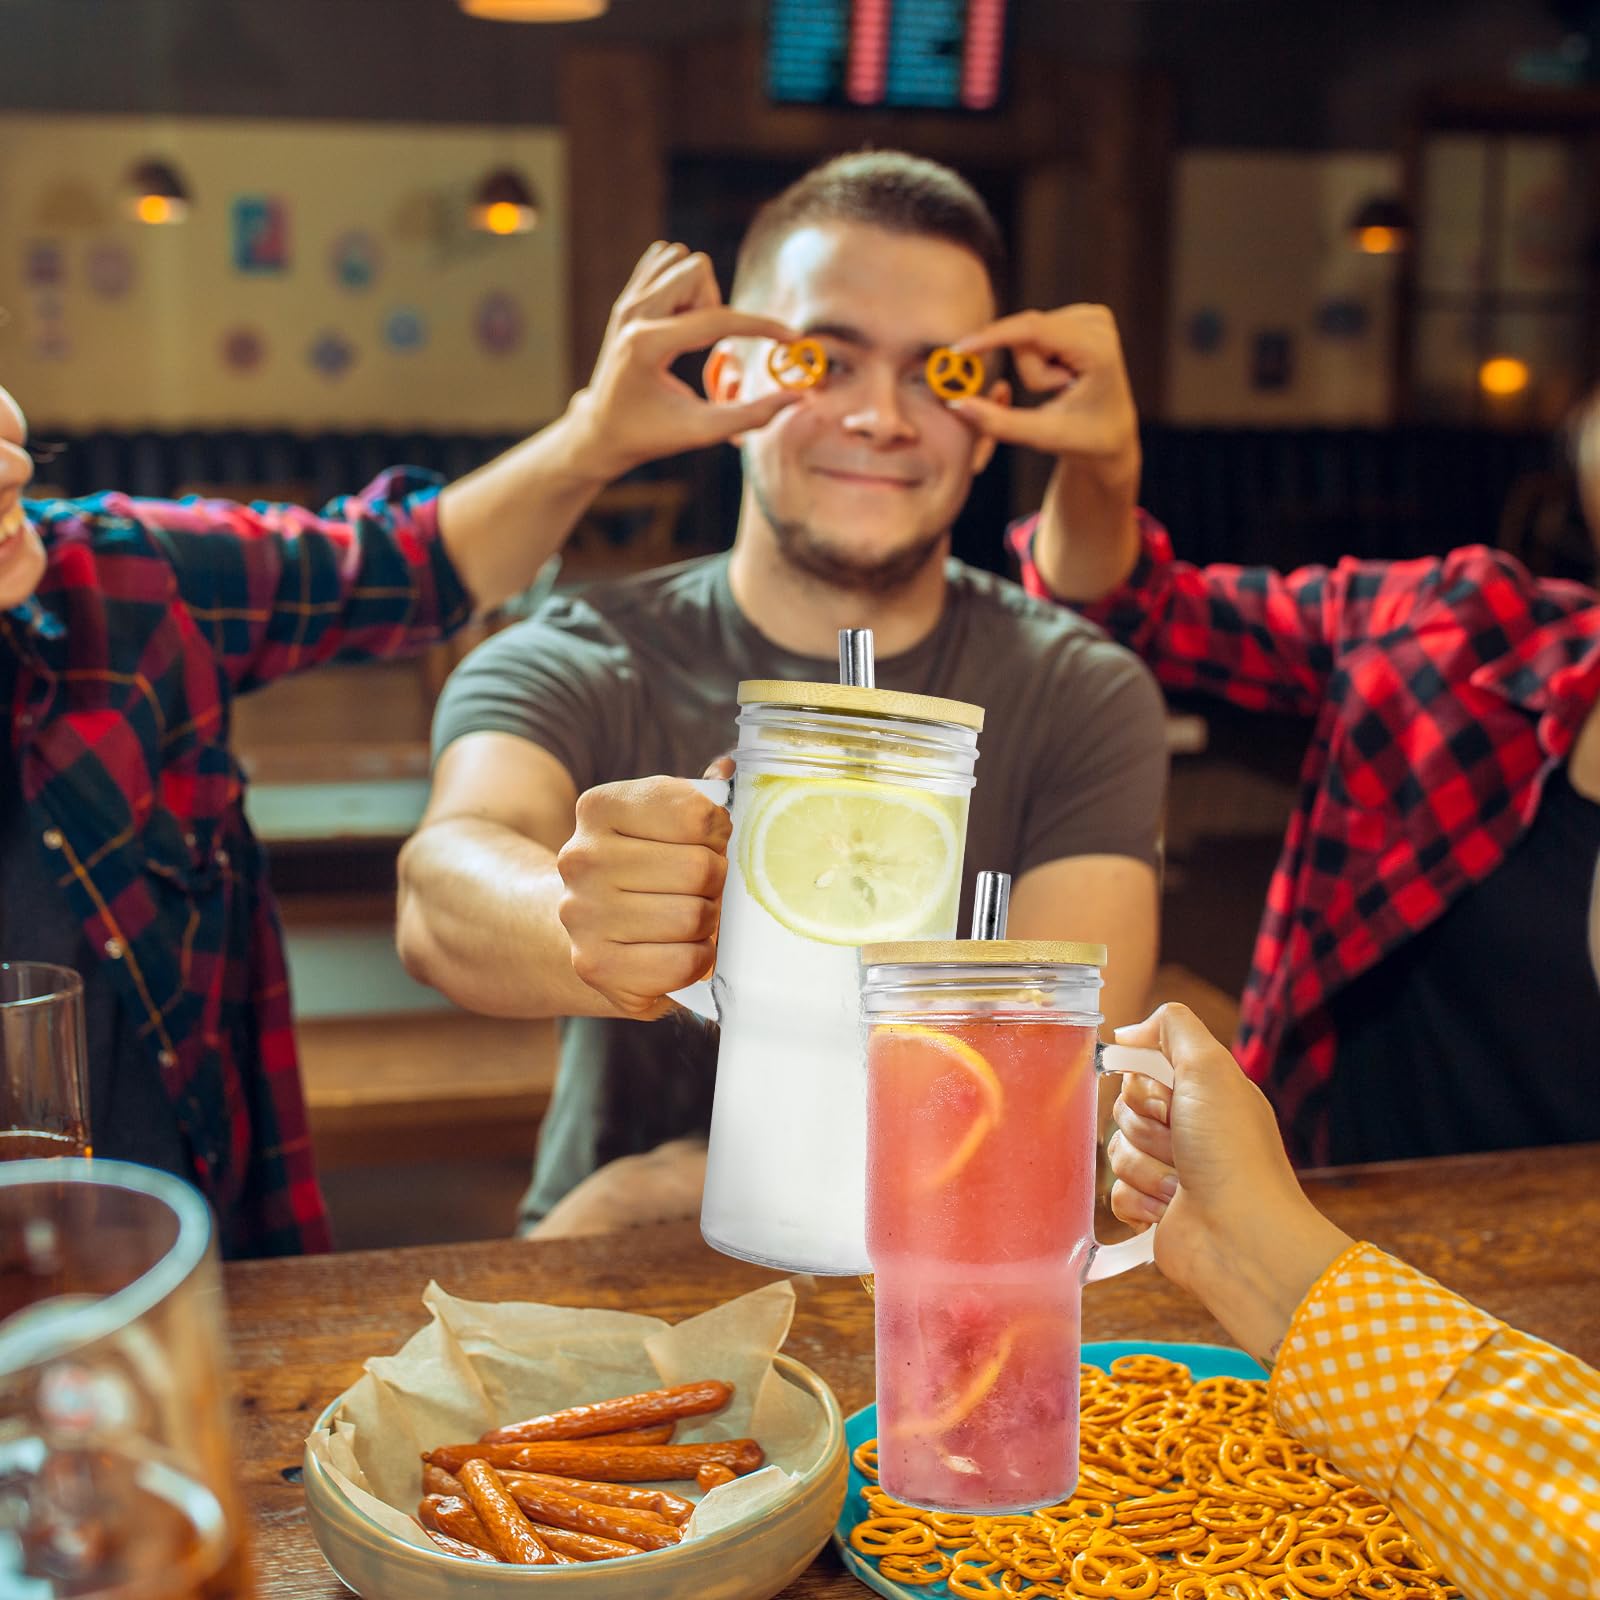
[839,628,875,688]
[970,871,1011,939]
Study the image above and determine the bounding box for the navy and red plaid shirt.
[4,470,469,1256]
[1011,513,1600,1163]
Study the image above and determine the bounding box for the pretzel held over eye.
[766,338,828,389]
[925,347,986,400]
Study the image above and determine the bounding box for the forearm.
[1189,1197,1352,1368]
[396,818,622,1019]
[435,406,612,613]
[1034,443,1143,603]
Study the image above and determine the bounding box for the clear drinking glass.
[860,942,1173,1512]
[0,963,91,1159]
[0,1158,252,1598]
[694,679,982,1275]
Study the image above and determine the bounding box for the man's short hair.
[732,149,1006,307]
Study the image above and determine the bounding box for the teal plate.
[832,1340,1268,1600]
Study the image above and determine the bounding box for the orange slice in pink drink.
[872,1024,1004,1190]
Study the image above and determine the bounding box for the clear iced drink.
[698,681,982,1275]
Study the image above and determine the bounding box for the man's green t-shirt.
[432,552,1167,1225]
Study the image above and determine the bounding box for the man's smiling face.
[720,221,1002,593]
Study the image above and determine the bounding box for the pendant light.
[1346,195,1411,255]
[458,0,608,19]
[127,158,191,225]
[470,168,540,234]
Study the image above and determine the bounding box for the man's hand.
[556,776,731,1019]
[948,303,1138,467]
[946,305,1142,601]
[563,242,803,483]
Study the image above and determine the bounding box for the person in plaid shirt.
[0,258,799,1257]
[1108,999,1600,1600]
[945,304,1600,1167]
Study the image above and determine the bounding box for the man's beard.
[751,478,948,596]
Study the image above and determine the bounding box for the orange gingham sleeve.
[1269,1240,1600,1600]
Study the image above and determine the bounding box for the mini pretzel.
[1247,1467,1332,1506]
[923,1509,981,1543]
[950,1553,1009,1599]
[1069,1546,1160,1599]
[1365,1526,1442,1577]
[1258,1511,1303,1566]
[1190,1377,1264,1416]
[925,346,985,400]
[1083,1433,1172,1487]
[1192,1498,1276,1532]
[879,1551,953,1586]
[850,1515,938,1557]
[1285,1537,1364,1596]
[1107,1353,1193,1385]
[1179,1533,1264,1574]
[974,1521,1061,1580]
[767,337,827,389]
[1120,1521,1207,1556]
[1340,1500,1395,1533]
[998,1572,1059,1600]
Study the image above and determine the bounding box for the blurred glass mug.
[1,963,91,1159]
[0,1159,253,1598]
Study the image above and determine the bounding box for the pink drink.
[866,1015,1098,1512]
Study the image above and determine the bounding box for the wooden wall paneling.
[560,46,669,384]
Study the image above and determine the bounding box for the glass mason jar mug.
[691,679,983,1276]
[860,942,1173,1513]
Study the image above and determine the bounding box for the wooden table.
[229,1142,1600,1598]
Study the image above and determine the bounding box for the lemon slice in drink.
[899,1324,1017,1437]
[741,776,960,944]
[874,1024,1004,1188]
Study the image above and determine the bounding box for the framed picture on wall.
[231,196,291,275]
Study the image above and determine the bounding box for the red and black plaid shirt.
[1011,513,1600,1162]
[4,471,470,1255]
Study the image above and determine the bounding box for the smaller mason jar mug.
[859,940,1173,1512]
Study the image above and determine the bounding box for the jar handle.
[666,776,731,1021]
[1083,1043,1175,1284]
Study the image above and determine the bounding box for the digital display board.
[766,0,1010,112]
